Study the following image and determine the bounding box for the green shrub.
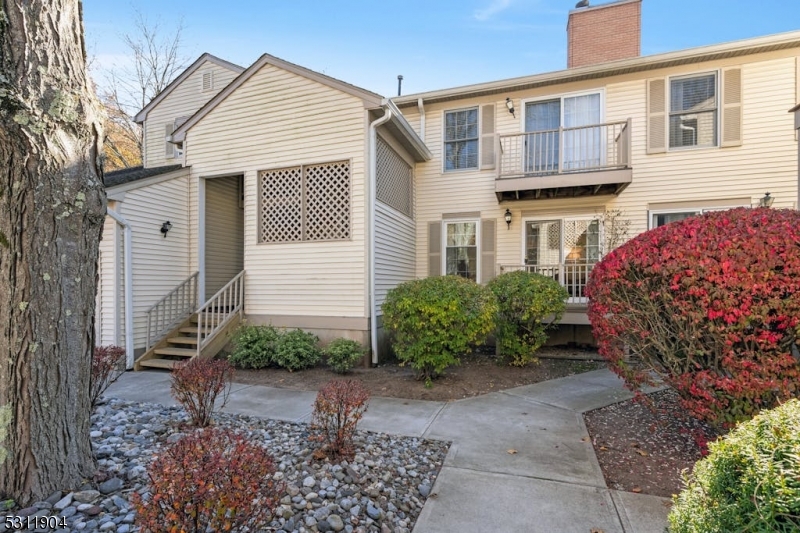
[273,329,321,371]
[488,271,568,366]
[381,275,496,384]
[228,324,280,369]
[324,338,365,374]
[669,399,800,533]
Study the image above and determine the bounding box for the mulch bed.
[584,388,722,498]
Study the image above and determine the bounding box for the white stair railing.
[196,270,245,357]
[145,272,199,351]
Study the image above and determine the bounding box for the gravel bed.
[2,398,449,533]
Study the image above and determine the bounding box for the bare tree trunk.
[0,0,105,505]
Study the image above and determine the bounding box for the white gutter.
[107,208,135,369]
[417,98,425,140]
[368,107,393,365]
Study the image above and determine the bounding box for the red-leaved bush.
[132,427,281,532]
[91,345,126,408]
[310,379,370,459]
[587,207,800,426]
[170,358,233,427]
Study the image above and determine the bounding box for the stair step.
[179,327,204,335]
[154,347,196,357]
[168,336,199,345]
[138,358,179,370]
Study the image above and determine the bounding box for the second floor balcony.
[496,119,633,202]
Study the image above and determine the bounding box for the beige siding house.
[98,0,799,368]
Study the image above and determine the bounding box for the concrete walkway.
[107,368,671,533]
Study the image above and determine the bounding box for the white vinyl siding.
[96,176,192,352]
[205,176,244,296]
[185,62,369,318]
[143,61,239,168]
[375,134,416,311]
[405,50,798,283]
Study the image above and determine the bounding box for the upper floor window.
[669,73,717,149]
[444,108,479,171]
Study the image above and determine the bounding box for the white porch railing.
[498,120,631,179]
[145,272,199,351]
[196,270,245,357]
[499,263,595,302]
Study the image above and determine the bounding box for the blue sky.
[83,0,800,98]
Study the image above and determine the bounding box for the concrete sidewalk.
[107,368,671,533]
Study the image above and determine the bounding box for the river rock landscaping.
[2,398,448,533]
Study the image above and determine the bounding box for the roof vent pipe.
[397,75,403,96]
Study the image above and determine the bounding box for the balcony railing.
[499,263,595,302]
[498,120,631,180]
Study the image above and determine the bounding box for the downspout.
[417,98,425,140]
[368,107,393,365]
[107,208,135,369]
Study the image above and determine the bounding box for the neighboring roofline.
[381,100,432,162]
[790,103,800,113]
[133,53,245,123]
[172,53,384,143]
[106,166,190,194]
[392,29,800,107]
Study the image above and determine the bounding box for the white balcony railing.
[499,263,595,302]
[498,120,631,180]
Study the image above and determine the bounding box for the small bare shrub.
[90,345,126,407]
[170,358,233,427]
[310,379,370,459]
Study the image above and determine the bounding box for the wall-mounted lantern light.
[505,97,515,119]
[160,221,173,238]
[504,208,512,229]
[759,192,775,208]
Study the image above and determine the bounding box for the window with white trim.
[649,205,748,229]
[444,108,479,171]
[669,73,717,149]
[444,221,478,281]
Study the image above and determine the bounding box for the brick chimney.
[567,0,642,69]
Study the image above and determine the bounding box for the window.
[444,221,478,281]
[524,92,603,172]
[444,108,479,171]
[258,161,351,243]
[651,210,700,228]
[649,206,747,229]
[669,73,717,149]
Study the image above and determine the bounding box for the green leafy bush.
[273,329,321,371]
[381,275,497,383]
[488,271,568,366]
[669,399,800,533]
[324,338,365,374]
[228,324,280,369]
[587,208,800,426]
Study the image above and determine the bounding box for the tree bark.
[0,0,105,504]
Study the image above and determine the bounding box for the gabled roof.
[104,164,184,188]
[171,53,384,143]
[133,53,245,123]
[392,29,800,107]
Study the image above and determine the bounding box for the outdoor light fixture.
[505,98,515,118]
[504,208,512,229]
[160,221,173,237]
[759,192,775,208]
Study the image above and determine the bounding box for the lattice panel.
[304,161,351,241]
[376,137,412,217]
[259,167,302,243]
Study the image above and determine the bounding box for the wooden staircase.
[135,271,245,371]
